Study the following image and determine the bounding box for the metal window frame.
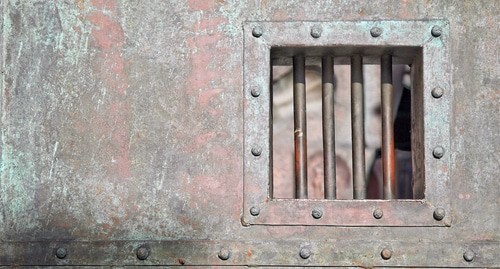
[243,20,451,226]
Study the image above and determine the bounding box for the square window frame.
[242,20,451,227]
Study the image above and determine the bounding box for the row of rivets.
[251,25,443,39]
[251,206,446,222]
[371,207,446,222]
[52,245,475,263]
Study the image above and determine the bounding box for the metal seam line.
[381,54,396,199]
[293,56,308,199]
[322,56,336,199]
[351,55,366,199]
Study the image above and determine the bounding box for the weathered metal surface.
[1,0,499,267]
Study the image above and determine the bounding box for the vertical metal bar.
[381,55,396,199]
[293,56,308,199]
[351,55,366,199]
[322,56,336,199]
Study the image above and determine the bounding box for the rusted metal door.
[1,0,498,267]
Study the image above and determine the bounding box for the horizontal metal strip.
[244,200,450,226]
[0,240,497,267]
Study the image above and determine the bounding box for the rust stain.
[87,0,131,179]
[90,0,117,12]
[193,15,227,32]
[87,12,125,51]
[198,88,224,108]
[186,34,224,92]
[187,0,220,10]
[75,0,85,11]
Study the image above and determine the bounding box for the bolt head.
[370,27,382,37]
[433,146,445,159]
[251,147,262,157]
[218,248,231,260]
[463,249,475,262]
[373,208,383,219]
[252,26,263,38]
[250,206,260,216]
[55,247,67,259]
[431,25,442,37]
[433,207,446,221]
[299,247,311,259]
[381,248,392,260]
[311,208,323,219]
[250,87,261,97]
[310,25,322,38]
[136,246,150,260]
[432,87,444,98]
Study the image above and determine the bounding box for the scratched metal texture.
[0,0,498,267]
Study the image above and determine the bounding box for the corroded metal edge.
[243,20,451,226]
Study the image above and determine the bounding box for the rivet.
[381,248,392,260]
[433,146,445,159]
[373,208,383,219]
[432,87,444,98]
[463,249,475,262]
[250,87,261,97]
[218,247,231,260]
[250,206,260,216]
[252,26,263,38]
[431,25,442,37]
[433,207,446,221]
[370,27,382,37]
[299,247,311,259]
[136,246,150,260]
[310,25,322,38]
[311,208,323,219]
[55,247,67,259]
[251,147,262,157]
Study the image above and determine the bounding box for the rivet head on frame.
[250,87,261,97]
[218,247,231,260]
[373,208,383,219]
[55,247,67,259]
[370,27,382,37]
[252,26,263,38]
[431,25,442,37]
[433,146,445,159]
[433,207,446,221]
[251,147,262,156]
[136,246,150,260]
[250,206,260,216]
[463,249,475,262]
[299,247,311,259]
[432,87,444,98]
[381,248,392,260]
[310,25,322,38]
[311,208,323,219]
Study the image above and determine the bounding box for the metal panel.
[1,0,499,267]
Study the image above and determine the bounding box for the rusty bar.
[293,56,308,199]
[381,55,396,199]
[322,56,336,199]
[351,54,366,199]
